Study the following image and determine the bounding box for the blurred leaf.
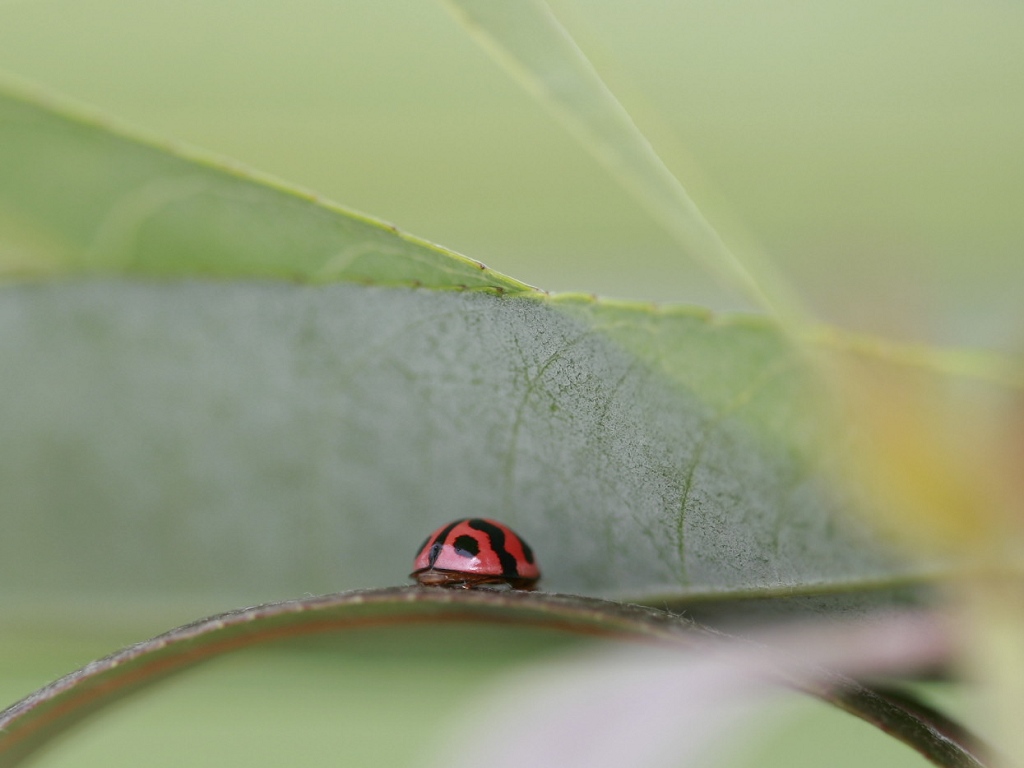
[0,79,532,293]
[0,82,942,616]
[419,603,980,768]
[441,0,803,323]
[0,589,981,768]
[0,589,701,766]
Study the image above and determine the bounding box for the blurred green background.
[0,0,1015,765]
[0,622,950,768]
[1,0,1020,345]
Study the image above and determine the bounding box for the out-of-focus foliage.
[0,1,1021,766]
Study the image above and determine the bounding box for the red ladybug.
[410,518,540,590]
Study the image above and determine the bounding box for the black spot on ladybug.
[521,539,535,565]
[425,519,464,568]
[428,542,443,563]
[452,535,480,558]
[467,518,518,577]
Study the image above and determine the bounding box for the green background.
[1,0,1020,343]
[0,0,1015,765]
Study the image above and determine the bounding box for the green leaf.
[0,80,531,293]
[0,81,933,615]
[2,279,909,602]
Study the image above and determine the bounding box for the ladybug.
[410,518,540,590]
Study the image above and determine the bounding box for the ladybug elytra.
[410,518,540,590]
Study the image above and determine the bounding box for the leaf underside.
[0,86,936,616]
